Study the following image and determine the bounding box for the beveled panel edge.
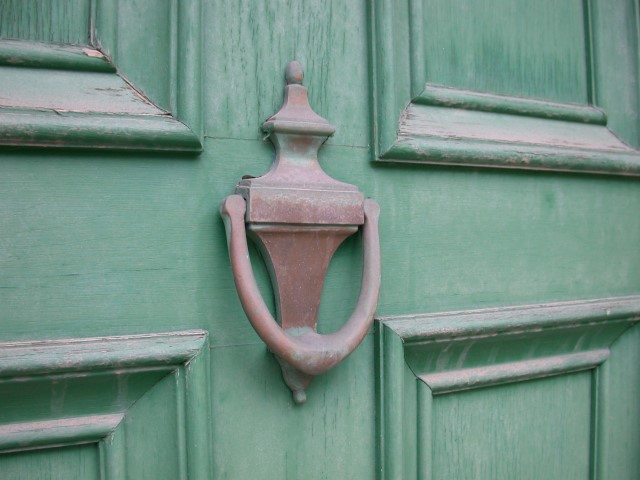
[0,108,202,153]
[378,295,640,343]
[383,135,640,176]
[92,0,203,140]
[0,413,123,453]
[420,349,609,395]
[415,84,607,125]
[0,39,114,72]
[0,330,208,378]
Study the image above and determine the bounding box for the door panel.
[432,373,592,480]
[0,445,100,480]
[377,297,640,479]
[1,0,639,479]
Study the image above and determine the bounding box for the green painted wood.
[386,135,640,176]
[0,444,100,480]
[420,0,589,103]
[0,414,123,453]
[92,0,203,138]
[205,0,369,147]
[0,140,639,344]
[0,109,201,152]
[94,0,174,112]
[590,0,640,148]
[211,339,376,479]
[0,40,114,72]
[0,0,91,45]
[595,324,640,479]
[0,330,207,377]
[415,84,607,124]
[0,14,202,151]
[0,56,201,152]
[0,66,163,114]
[383,96,640,175]
[432,373,592,480]
[0,0,638,478]
[0,330,211,478]
[383,295,640,341]
[99,421,126,480]
[122,374,182,480]
[377,297,640,479]
[421,350,609,394]
[371,0,640,175]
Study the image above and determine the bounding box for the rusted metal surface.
[220,61,381,403]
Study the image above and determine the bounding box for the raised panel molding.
[0,0,202,152]
[0,330,211,479]
[375,296,640,479]
[370,0,640,176]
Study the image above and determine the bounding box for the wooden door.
[1,1,639,479]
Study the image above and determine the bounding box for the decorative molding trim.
[420,349,609,394]
[0,330,211,479]
[415,85,607,125]
[0,40,114,72]
[0,330,207,378]
[376,296,640,479]
[0,0,203,152]
[0,109,202,153]
[385,135,640,176]
[370,0,640,176]
[0,414,123,453]
[378,295,640,342]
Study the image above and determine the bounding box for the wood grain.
[0,0,90,45]
[0,444,100,480]
[432,373,592,479]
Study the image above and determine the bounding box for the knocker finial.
[285,60,304,85]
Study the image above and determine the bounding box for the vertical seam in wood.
[100,423,127,480]
[89,0,96,46]
[375,323,385,480]
[184,346,212,480]
[367,0,380,160]
[169,0,178,116]
[633,0,640,146]
[408,0,425,98]
[113,0,119,61]
[588,367,600,480]
[416,381,433,480]
[175,367,189,480]
[379,325,406,480]
[582,0,597,106]
[371,0,399,158]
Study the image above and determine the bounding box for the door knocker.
[220,61,381,403]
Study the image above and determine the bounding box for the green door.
[1,1,639,479]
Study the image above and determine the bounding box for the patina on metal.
[220,61,381,403]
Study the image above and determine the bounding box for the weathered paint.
[0,0,639,478]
